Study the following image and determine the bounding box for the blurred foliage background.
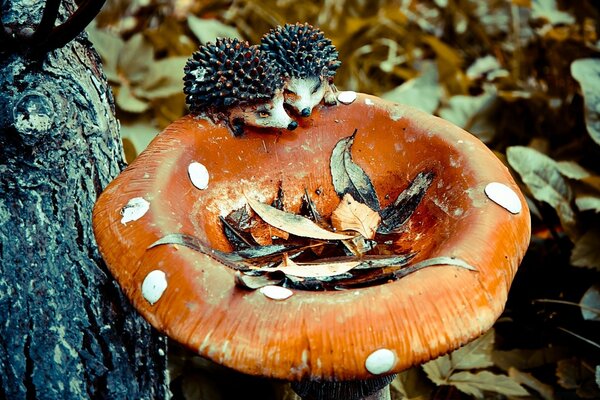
[88,0,600,398]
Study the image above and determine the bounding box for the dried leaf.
[187,16,242,43]
[119,120,160,157]
[234,271,283,290]
[557,161,592,180]
[508,368,554,400]
[220,215,254,250]
[572,58,600,147]
[570,228,600,270]
[260,257,360,278]
[379,171,435,234]
[465,55,506,80]
[382,61,441,114]
[576,195,600,213]
[116,85,150,113]
[422,357,452,386]
[234,244,295,261]
[299,188,322,223]
[330,130,380,210]
[271,185,285,210]
[507,146,577,237]
[556,358,600,398]
[249,218,289,246]
[341,235,377,257]
[118,33,153,83]
[393,256,476,281]
[439,86,498,143]
[448,371,529,398]
[139,57,189,99]
[451,329,495,369]
[423,329,494,383]
[580,284,600,321]
[149,233,247,270]
[246,196,352,240]
[532,0,575,26]
[331,194,381,239]
[493,347,569,371]
[391,369,434,400]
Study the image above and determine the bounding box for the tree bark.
[0,1,167,398]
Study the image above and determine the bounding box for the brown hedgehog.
[184,37,297,135]
[261,23,341,116]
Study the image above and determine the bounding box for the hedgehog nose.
[287,121,298,130]
[300,108,311,117]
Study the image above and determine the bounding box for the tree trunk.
[0,1,168,398]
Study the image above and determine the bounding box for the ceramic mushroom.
[92,89,530,399]
[261,23,341,117]
[184,37,297,136]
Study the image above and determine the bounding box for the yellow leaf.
[260,255,360,278]
[331,194,381,239]
[246,196,352,240]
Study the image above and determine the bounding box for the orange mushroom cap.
[92,93,530,381]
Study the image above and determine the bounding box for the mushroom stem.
[291,374,396,400]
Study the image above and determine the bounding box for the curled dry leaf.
[260,254,360,278]
[149,233,248,270]
[220,215,254,250]
[330,130,381,210]
[249,218,290,246]
[379,171,435,234]
[234,271,283,290]
[394,256,477,278]
[331,193,381,239]
[246,196,352,240]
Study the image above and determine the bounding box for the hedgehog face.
[284,75,329,117]
[228,90,297,134]
[261,23,341,116]
[184,38,292,135]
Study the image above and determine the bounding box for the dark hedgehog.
[261,23,341,116]
[183,38,297,134]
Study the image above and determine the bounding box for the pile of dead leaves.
[151,130,476,291]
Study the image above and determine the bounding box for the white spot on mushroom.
[158,348,165,356]
[365,98,374,105]
[188,162,210,190]
[365,348,396,375]
[337,91,357,104]
[485,182,522,214]
[259,285,293,300]
[120,197,150,224]
[142,270,168,305]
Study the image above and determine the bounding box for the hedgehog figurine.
[260,23,341,117]
[184,37,297,135]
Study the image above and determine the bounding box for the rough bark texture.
[0,1,168,398]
